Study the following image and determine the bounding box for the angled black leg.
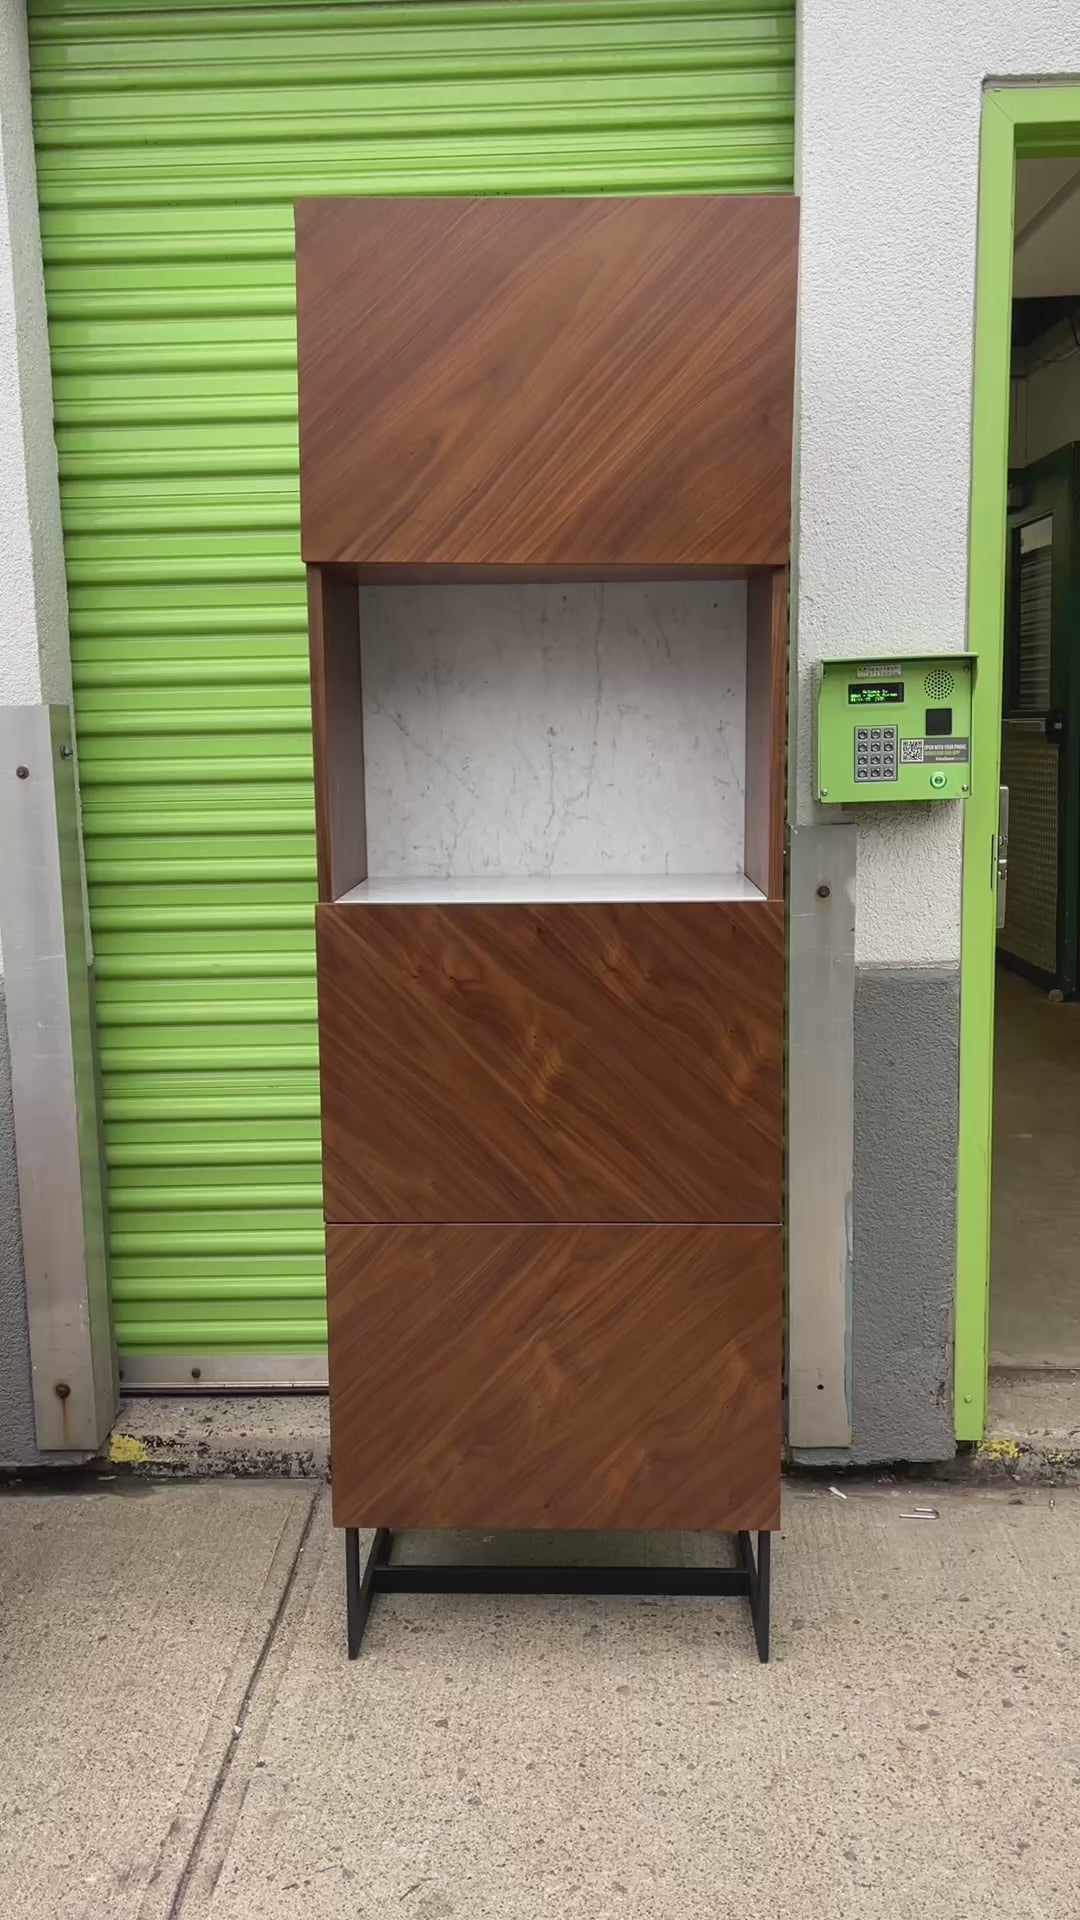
[752,1530,771,1662]
[737,1529,772,1662]
[346,1526,392,1659]
[345,1528,361,1659]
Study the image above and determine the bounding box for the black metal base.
[345,1527,771,1662]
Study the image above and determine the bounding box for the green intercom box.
[816,654,975,803]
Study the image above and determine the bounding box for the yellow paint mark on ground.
[108,1432,148,1465]
[977,1436,1021,1464]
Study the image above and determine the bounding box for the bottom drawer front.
[329,1222,780,1532]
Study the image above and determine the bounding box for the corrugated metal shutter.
[27,0,796,1383]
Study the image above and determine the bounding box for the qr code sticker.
[900,739,924,764]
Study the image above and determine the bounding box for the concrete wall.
[796,0,1080,1460]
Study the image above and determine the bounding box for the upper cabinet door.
[295,195,798,574]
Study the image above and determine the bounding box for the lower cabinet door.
[328,1221,781,1533]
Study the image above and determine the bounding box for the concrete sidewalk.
[1,1480,1077,1919]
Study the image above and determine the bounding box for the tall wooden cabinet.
[296,194,797,1658]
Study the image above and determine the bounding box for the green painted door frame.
[957,86,1080,1441]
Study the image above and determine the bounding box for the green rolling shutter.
[27,0,796,1383]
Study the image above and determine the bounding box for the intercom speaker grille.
[924,668,955,700]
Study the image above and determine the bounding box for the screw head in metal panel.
[54,1381,71,1400]
[15,765,29,779]
[816,884,831,899]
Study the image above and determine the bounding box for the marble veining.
[359,581,747,878]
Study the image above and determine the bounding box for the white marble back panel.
[359,581,747,879]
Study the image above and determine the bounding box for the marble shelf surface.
[335,872,766,906]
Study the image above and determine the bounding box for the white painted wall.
[795,1,1080,967]
[0,0,91,996]
[0,0,70,711]
[362,582,747,881]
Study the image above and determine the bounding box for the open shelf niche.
[296,192,798,1647]
[310,572,783,908]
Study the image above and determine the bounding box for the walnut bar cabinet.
[295,194,798,1662]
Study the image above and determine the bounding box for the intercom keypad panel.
[816,655,975,804]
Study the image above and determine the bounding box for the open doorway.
[990,156,1080,1372]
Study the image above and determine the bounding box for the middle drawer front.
[317,897,783,1223]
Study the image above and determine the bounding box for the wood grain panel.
[328,1222,782,1531]
[325,562,756,586]
[307,565,366,901]
[744,569,788,899]
[296,196,798,572]
[317,899,783,1223]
